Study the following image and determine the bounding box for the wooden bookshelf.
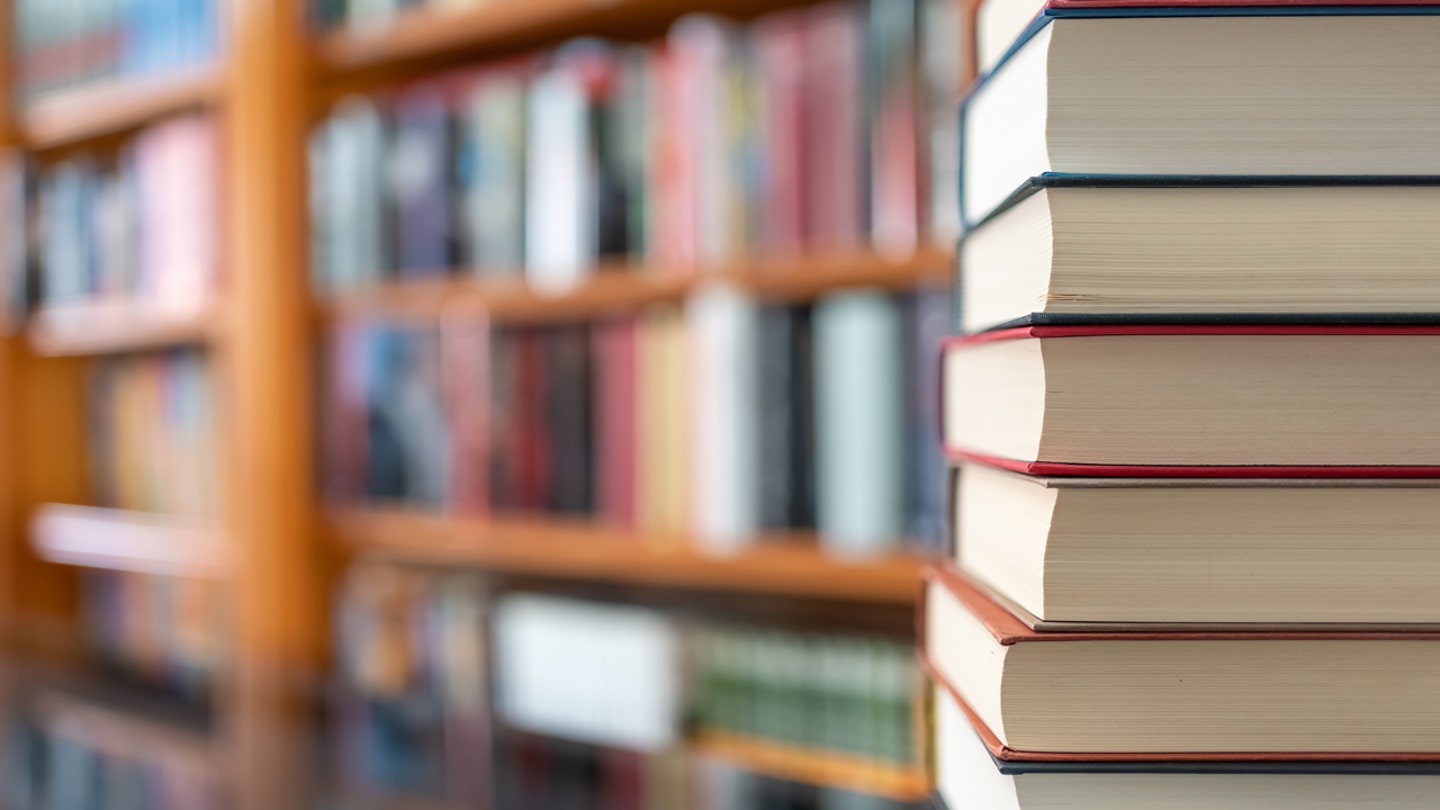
[16,67,222,150]
[0,0,966,807]
[330,508,924,604]
[313,0,810,78]
[321,247,950,323]
[28,301,218,356]
[30,504,228,578]
[691,731,928,802]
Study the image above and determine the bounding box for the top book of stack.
[956,1,1440,333]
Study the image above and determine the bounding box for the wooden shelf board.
[31,503,228,578]
[691,731,928,802]
[329,508,923,604]
[320,248,950,324]
[35,688,219,778]
[313,0,808,78]
[18,67,222,150]
[28,300,217,356]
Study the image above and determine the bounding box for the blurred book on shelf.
[12,0,218,105]
[332,567,924,807]
[81,570,224,702]
[308,0,964,294]
[86,350,217,517]
[1,114,219,325]
[4,677,222,810]
[322,286,948,556]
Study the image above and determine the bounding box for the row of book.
[492,735,924,810]
[81,571,223,701]
[12,0,218,104]
[325,288,948,554]
[4,703,221,810]
[334,565,920,805]
[311,0,498,33]
[1,114,219,320]
[86,350,217,517]
[309,0,965,291]
[931,0,1440,807]
[693,625,914,765]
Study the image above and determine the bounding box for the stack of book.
[930,0,1440,807]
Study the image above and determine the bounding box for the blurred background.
[0,0,971,807]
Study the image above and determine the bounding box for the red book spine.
[755,14,806,255]
[443,316,491,517]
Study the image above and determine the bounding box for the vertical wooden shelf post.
[224,1,322,807]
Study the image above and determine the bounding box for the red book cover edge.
[922,563,1440,644]
[1048,0,1437,7]
[944,323,1440,349]
[919,566,1440,763]
[945,449,1440,479]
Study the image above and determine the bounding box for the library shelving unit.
[0,0,974,808]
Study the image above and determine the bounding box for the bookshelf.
[691,732,929,802]
[321,248,951,323]
[33,688,221,781]
[16,67,222,150]
[28,302,218,356]
[0,0,972,807]
[330,508,923,604]
[313,0,818,77]
[30,504,227,578]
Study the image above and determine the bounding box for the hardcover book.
[921,564,1440,757]
[960,10,1440,226]
[942,325,1440,472]
[930,676,1440,810]
[953,459,1440,626]
[958,177,1440,333]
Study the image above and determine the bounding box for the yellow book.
[637,305,690,546]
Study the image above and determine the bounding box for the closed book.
[689,285,761,552]
[636,306,691,540]
[595,317,638,526]
[313,96,389,291]
[668,14,740,266]
[134,114,216,313]
[960,178,1440,333]
[919,0,967,243]
[752,11,807,254]
[931,677,1440,810]
[545,324,594,515]
[922,564,1440,757]
[390,83,454,276]
[526,54,593,291]
[903,287,948,553]
[977,0,1440,76]
[444,315,491,517]
[954,458,1440,626]
[942,325,1440,472]
[961,10,1440,227]
[802,2,864,250]
[867,0,922,257]
[756,304,796,530]
[487,326,518,511]
[460,64,528,276]
[815,292,903,555]
[510,328,552,511]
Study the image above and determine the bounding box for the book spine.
[689,286,761,552]
[814,291,905,555]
